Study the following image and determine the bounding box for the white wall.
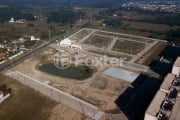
[144,113,156,120]
[172,66,180,77]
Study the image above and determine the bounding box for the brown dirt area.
[11,47,129,112]
[113,39,146,55]
[0,74,89,120]
[83,34,113,48]
[136,41,167,65]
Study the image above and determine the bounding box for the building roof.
[174,57,180,67]
[146,91,166,116]
[0,51,6,59]
[160,73,175,92]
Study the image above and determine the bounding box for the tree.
[103,18,122,27]
[47,9,84,24]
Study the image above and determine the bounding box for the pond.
[37,62,94,80]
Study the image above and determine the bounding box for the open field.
[122,21,171,32]
[86,48,132,61]
[0,74,91,120]
[0,17,67,40]
[67,28,164,65]
[69,28,160,63]
[69,29,93,41]
[12,47,130,112]
[83,34,113,48]
[113,39,146,55]
[135,41,167,65]
[9,27,167,119]
[95,31,155,43]
[0,74,55,120]
[99,26,153,37]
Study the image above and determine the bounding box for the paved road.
[0,26,82,72]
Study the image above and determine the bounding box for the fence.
[7,71,104,120]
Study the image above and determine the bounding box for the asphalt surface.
[0,27,81,72]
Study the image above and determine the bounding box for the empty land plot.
[95,31,118,37]
[113,39,146,55]
[83,34,113,48]
[95,31,155,43]
[87,49,132,61]
[69,29,93,41]
[0,74,56,120]
[117,34,155,43]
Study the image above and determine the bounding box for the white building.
[58,38,82,50]
[172,57,180,77]
[70,44,82,50]
[59,38,72,47]
[144,91,166,120]
[9,17,15,23]
[160,73,175,93]
[30,36,40,41]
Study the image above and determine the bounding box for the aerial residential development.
[0,0,179,120]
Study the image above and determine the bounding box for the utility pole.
[80,15,82,24]
[49,29,52,41]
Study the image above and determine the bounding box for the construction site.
[10,28,168,120]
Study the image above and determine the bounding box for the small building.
[59,38,72,47]
[113,14,118,17]
[172,57,180,77]
[70,44,82,50]
[15,19,25,24]
[0,50,6,60]
[102,23,106,26]
[9,17,15,23]
[0,85,11,103]
[19,35,40,41]
[30,36,40,41]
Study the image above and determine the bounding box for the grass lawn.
[0,74,57,120]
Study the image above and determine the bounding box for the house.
[9,17,15,23]
[0,85,11,103]
[0,50,6,60]
[19,35,40,41]
[70,44,82,50]
[113,14,118,17]
[15,19,25,24]
[30,36,40,41]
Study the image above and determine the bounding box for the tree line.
[0,7,35,23]
[47,9,85,24]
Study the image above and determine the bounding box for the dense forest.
[47,9,85,24]
[0,7,35,23]
[0,0,123,7]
